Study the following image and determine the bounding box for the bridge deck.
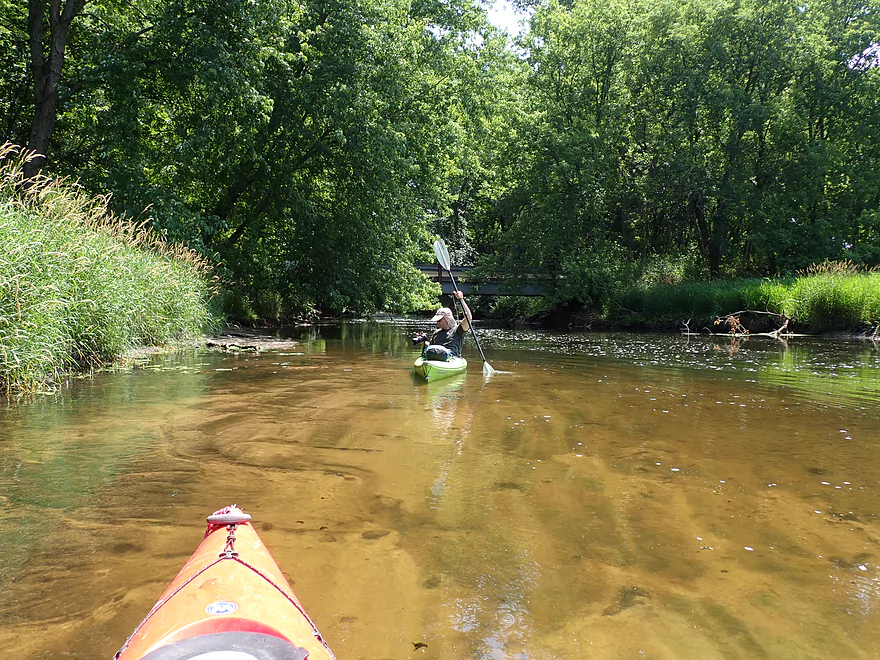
[413,264,547,296]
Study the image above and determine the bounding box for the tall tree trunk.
[690,196,712,272]
[709,206,726,277]
[25,0,86,179]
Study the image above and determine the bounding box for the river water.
[1,323,879,659]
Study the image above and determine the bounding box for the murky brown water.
[1,323,880,659]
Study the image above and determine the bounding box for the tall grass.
[0,143,219,394]
[617,262,880,333]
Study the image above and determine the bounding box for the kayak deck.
[413,355,467,382]
[115,505,335,660]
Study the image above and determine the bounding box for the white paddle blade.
[433,239,452,271]
[482,361,496,375]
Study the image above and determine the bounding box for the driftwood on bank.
[206,327,300,352]
[714,310,792,336]
[681,310,801,337]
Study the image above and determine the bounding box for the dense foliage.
[487,0,880,299]
[2,0,879,318]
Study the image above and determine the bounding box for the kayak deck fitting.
[114,505,335,660]
[413,355,468,382]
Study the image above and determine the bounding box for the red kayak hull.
[115,506,335,660]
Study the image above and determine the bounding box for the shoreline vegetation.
[2,137,878,395]
[6,0,880,346]
[484,266,880,337]
[0,145,220,395]
[614,266,880,336]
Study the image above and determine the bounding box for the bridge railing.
[411,263,551,296]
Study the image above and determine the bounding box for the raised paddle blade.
[433,239,452,271]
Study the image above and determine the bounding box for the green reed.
[618,265,880,333]
[0,144,219,394]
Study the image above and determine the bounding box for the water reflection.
[481,328,880,408]
[1,325,879,658]
[0,352,213,574]
[450,547,540,659]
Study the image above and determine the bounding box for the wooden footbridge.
[413,264,547,296]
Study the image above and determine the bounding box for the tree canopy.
[2,0,879,316]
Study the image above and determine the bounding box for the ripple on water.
[2,326,880,659]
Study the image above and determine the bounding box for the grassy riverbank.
[485,263,880,334]
[617,265,880,333]
[0,145,219,394]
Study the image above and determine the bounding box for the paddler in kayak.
[420,290,471,361]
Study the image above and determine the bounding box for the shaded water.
[1,324,880,659]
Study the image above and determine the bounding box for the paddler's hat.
[431,307,455,324]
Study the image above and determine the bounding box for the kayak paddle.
[433,239,496,375]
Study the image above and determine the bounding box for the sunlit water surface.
[1,324,880,659]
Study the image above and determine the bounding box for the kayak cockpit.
[139,631,309,659]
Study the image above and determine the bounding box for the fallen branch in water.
[769,317,790,337]
[713,310,792,336]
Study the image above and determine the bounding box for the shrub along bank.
[0,145,219,394]
[617,265,880,333]
[486,264,880,334]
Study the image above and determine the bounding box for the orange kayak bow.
[114,505,336,660]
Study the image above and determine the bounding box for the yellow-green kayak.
[413,355,468,382]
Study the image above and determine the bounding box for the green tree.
[42,0,503,316]
[24,0,88,177]
[487,0,637,301]
[485,0,880,310]
[0,0,30,145]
